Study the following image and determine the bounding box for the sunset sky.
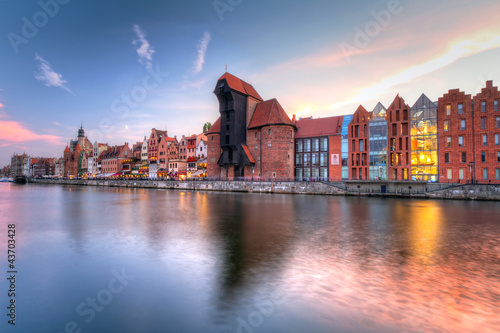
[1,0,500,166]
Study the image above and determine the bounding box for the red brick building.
[295,115,344,180]
[438,81,500,183]
[387,95,411,180]
[100,143,133,175]
[349,105,371,180]
[473,81,500,183]
[148,128,168,162]
[206,73,296,179]
[438,88,473,182]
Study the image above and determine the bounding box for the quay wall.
[27,179,500,200]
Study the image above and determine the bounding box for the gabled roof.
[248,99,295,129]
[350,105,371,124]
[387,94,409,111]
[64,146,70,153]
[217,72,263,101]
[205,117,221,135]
[295,115,344,138]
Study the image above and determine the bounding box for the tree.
[203,122,212,133]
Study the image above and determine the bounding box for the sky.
[1,0,500,167]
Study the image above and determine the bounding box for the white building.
[196,138,207,159]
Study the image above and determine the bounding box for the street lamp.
[469,161,474,184]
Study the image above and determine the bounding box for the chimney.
[292,114,296,123]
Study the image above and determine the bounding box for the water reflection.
[1,184,499,333]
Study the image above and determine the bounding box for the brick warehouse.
[294,115,344,180]
[206,73,296,179]
[349,105,371,180]
[438,81,500,184]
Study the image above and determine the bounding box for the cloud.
[34,54,73,94]
[330,34,500,110]
[0,116,62,145]
[133,24,155,69]
[193,32,211,74]
[0,103,3,108]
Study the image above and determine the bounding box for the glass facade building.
[368,103,388,180]
[341,115,353,180]
[410,94,438,181]
[295,137,329,180]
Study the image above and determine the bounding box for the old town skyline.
[1,0,500,167]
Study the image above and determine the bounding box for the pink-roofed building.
[100,143,133,175]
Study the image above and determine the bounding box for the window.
[461,152,467,163]
[272,172,276,178]
[444,121,449,131]
[320,138,328,151]
[268,143,272,148]
[461,119,466,130]
[320,153,328,167]
[496,134,500,146]
[481,117,486,129]
[458,103,463,115]
[447,169,452,180]
[312,138,319,152]
[268,128,271,135]
[446,137,452,147]
[483,169,488,180]
[459,169,464,180]
[352,140,355,152]
[481,151,486,162]
[483,135,488,146]
[495,100,499,112]
[359,139,364,152]
[445,153,450,163]
[296,140,303,153]
[497,117,500,128]
[498,151,500,162]
[304,154,311,167]
[482,101,486,112]
[312,153,319,166]
[458,136,464,147]
[445,104,451,115]
[304,139,311,152]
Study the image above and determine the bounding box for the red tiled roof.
[205,117,221,135]
[295,115,344,138]
[218,73,263,101]
[241,145,255,164]
[64,146,70,153]
[248,99,295,129]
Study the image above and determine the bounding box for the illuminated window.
[444,121,449,131]
[446,137,451,147]
[445,105,451,115]
[447,169,452,179]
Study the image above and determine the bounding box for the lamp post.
[469,161,474,184]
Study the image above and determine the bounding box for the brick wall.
[258,125,295,179]
[206,134,221,178]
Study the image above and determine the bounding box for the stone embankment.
[28,179,500,200]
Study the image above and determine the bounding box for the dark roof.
[205,117,221,135]
[248,99,295,129]
[218,72,263,101]
[295,115,344,138]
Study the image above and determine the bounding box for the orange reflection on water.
[409,201,442,265]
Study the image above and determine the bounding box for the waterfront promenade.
[29,178,500,200]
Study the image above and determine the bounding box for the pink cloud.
[0,118,62,145]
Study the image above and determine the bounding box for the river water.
[0,183,499,333]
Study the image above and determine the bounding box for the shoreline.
[25,178,500,201]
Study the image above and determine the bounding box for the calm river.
[0,183,499,333]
